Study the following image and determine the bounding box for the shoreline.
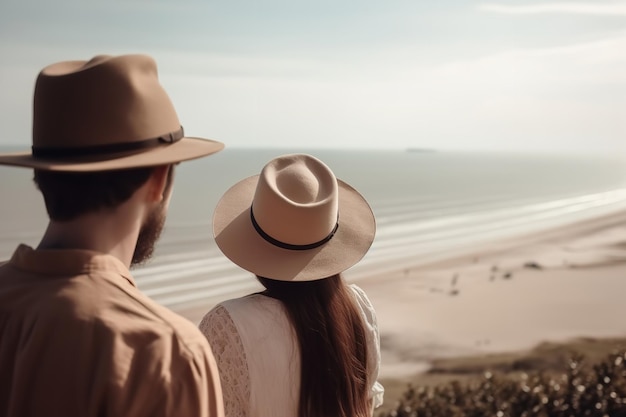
[348,208,626,410]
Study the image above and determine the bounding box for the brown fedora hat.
[0,54,223,171]
[213,154,376,281]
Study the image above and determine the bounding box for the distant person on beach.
[0,54,224,417]
[199,153,384,417]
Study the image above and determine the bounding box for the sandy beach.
[344,208,626,411]
[175,207,626,411]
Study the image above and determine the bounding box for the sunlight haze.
[0,0,624,153]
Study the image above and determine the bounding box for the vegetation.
[379,348,626,417]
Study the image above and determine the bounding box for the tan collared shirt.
[0,244,224,417]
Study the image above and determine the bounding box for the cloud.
[147,29,626,152]
[437,31,626,83]
[1,3,624,152]
[479,2,626,16]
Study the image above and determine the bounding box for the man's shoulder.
[1,259,210,358]
[101,284,211,355]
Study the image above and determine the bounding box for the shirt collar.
[9,244,137,287]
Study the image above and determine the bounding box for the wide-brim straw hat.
[213,154,376,281]
[0,54,223,171]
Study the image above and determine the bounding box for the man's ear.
[146,165,170,203]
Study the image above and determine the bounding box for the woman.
[200,153,384,417]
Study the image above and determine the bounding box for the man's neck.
[37,210,141,268]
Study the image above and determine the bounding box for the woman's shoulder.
[206,293,285,328]
[200,294,263,327]
[218,293,279,312]
[348,284,375,310]
[199,294,280,339]
[347,284,378,327]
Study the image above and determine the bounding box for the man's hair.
[33,166,170,222]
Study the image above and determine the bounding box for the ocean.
[2,148,626,315]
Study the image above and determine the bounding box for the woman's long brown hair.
[257,274,370,417]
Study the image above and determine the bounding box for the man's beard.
[131,203,166,266]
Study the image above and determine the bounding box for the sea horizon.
[1,148,626,313]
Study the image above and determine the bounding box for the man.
[0,54,224,417]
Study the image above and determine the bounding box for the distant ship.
[405,147,436,153]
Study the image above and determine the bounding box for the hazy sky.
[0,0,624,153]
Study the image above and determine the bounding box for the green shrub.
[380,351,626,417]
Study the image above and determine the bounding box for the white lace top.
[199,284,384,417]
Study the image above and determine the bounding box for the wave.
[133,186,626,312]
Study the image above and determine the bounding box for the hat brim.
[0,136,224,171]
[213,175,376,282]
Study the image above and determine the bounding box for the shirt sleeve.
[169,338,225,417]
[199,304,250,417]
[349,284,385,412]
[109,327,224,417]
